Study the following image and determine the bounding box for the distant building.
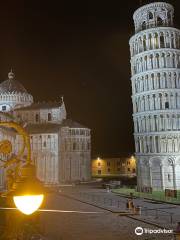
[0,71,91,188]
[91,156,136,178]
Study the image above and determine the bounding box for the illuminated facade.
[0,71,91,188]
[91,156,136,178]
[129,2,180,190]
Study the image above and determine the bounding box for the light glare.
[13,194,44,215]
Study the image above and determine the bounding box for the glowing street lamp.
[12,163,45,215]
[14,195,44,215]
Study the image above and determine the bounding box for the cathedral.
[0,70,91,188]
[130,2,180,190]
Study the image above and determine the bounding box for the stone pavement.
[40,192,175,240]
[59,185,180,233]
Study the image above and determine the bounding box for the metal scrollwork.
[0,121,31,191]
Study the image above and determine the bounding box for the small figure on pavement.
[130,199,134,209]
[106,185,110,193]
[126,199,134,210]
[126,199,129,209]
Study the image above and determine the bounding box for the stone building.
[0,71,91,188]
[129,2,180,190]
[91,156,136,178]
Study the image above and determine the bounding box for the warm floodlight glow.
[13,194,44,215]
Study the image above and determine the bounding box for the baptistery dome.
[0,71,33,112]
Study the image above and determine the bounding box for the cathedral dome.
[0,70,33,112]
[0,76,28,94]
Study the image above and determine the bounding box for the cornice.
[131,48,180,61]
[133,109,180,117]
[131,88,180,98]
[131,68,180,80]
[129,27,180,44]
[135,153,179,157]
[134,131,180,136]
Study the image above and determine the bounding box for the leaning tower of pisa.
[129,2,180,191]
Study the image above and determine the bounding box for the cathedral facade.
[129,2,180,190]
[0,71,91,188]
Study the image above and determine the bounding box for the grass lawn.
[112,188,180,204]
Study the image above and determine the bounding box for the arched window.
[136,120,139,132]
[139,37,143,52]
[172,54,175,67]
[142,21,146,30]
[154,33,158,49]
[156,54,160,68]
[149,34,153,49]
[174,73,177,88]
[87,142,90,150]
[149,54,153,69]
[157,73,160,88]
[2,106,6,111]
[157,16,163,26]
[175,34,179,49]
[48,113,52,121]
[168,174,171,182]
[154,116,158,130]
[160,115,164,130]
[167,12,172,25]
[143,37,146,51]
[73,142,76,150]
[165,102,169,109]
[160,35,164,48]
[150,136,153,152]
[155,136,159,152]
[35,114,39,122]
[171,33,175,48]
[149,12,153,20]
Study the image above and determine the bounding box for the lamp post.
[0,121,45,238]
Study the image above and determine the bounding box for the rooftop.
[15,101,62,111]
[61,119,88,129]
[25,119,89,134]
[0,71,28,94]
[25,123,61,134]
[133,2,174,20]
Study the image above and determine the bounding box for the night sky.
[0,0,179,157]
